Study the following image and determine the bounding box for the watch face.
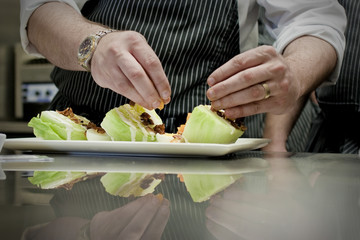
[79,37,94,56]
[78,34,102,71]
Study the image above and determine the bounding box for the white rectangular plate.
[3,138,270,157]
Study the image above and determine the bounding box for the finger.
[207,45,278,87]
[210,80,280,110]
[207,63,280,102]
[117,52,163,109]
[222,187,295,211]
[206,205,254,239]
[118,194,163,239]
[131,44,171,103]
[207,56,287,103]
[222,187,256,202]
[210,83,269,110]
[140,198,170,240]
[110,194,153,224]
[223,96,289,119]
[223,101,267,119]
[90,194,153,238]
[206,218,245,240]
[98,64,151,109]
[206,205,280,240]
[110,66,149,105]
[210,196,284,225]
[206,205,240,236]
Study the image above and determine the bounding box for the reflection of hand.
[91,31,171,110]
[205,165,330,240]
[90,194,170,240]
[206,186,322,240]
[21,194,169,240]
[207,45,298,119]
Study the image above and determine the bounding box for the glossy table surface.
[1,147,359,240]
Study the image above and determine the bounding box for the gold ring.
[261,83,271,99]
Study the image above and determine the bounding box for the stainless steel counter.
[1,149,359,240]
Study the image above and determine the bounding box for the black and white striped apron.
[49,0,240,133]
[47,2,240,238]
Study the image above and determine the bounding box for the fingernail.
[207,88,214,99]
[208,77,215,86]
[152,100,161,109]
[161,90,170,100]
[163,97,171,104]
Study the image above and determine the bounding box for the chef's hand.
[90,193,170,240]
[207,45,298,119]
[91,31,171,110]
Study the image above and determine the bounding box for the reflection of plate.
[4,138,270,157]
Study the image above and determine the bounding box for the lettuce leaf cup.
[28,108,90,140]
[181,105,246,144]
[28,171,100,190]
[100,173,165,197]
[179,173,242,202]
[100,102,165,142]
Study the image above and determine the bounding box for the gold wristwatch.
[78,29,116,71]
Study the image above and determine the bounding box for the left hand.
[207,45,300,119]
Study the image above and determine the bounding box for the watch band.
[78,29,117,71]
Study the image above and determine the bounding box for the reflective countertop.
[1,149,359,240]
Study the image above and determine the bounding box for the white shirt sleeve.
[20,0,82,57]
[257,0,347,83]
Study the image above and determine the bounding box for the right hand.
[91,31,171,110]
[89,193,170,240]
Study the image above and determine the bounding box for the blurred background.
[0,0,55,137]
[0,3,56,238]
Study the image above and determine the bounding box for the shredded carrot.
[177,174,184,182]
[157,100,164,110]
[177,124,186,134]
[186,113,191,121]
[176,113,192,134]
[155,193,164,202]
